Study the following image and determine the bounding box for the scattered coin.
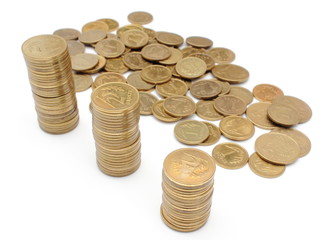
[186,36,213,48]
[67,40,85,56]
[175,57,207,79]
[219,116,255,141]
[228,86,253,105]
[163,96,196,117]
[97,18,119,32]
[200,122,221,146]
[79,30,107,44]
[128,11,153,25]
[53,28,80,40]
[181,46,206,57]
[213,79,231,95]
[159,47,183,65]
[214,95,247,116]
[120,29,149,49]
[267,102,300,127]
[253,84,284,102]
[123,52,151,71]
[212,142,249,169]
[156,78,188,98]
[212,64,249,83]
[248,153,286,178]
[141,65,172,84]
[82,21,109,32]
[127,71,155,91]
[71,53,99,71]
[73,73,93,92]
[80,55,106,74]
[190,79,223,99]
[156,31,184,47]
[196,100,223,121]
[93,72,126,89]
[246,102,278,129]
[104,57,129,73]
[207,47,235,64]
[141,43,171,61]
[189,53,215,71]
[174,120,209,145]
[139,92,159,115]
[116,24,144,38]
[95,39,125,58]
[152,100,181,122]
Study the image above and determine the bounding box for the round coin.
[156,31,184,47]
[163,96,196,117]
[159,48,183,65]
[139,92,159,115]
[212,143,249,169]
[82,21,109,32]
[104,57,129,73]
[175,57,207,79]
[97,18,119,32]
[80,55,106,74]
[190,79,222,99]
[127,71,155,91]
[152,100,182,122]
[78,30,107,44]
[228,86,253,105]
[127,11,153,25]
[186,36,213,48]
[120,30,149,49]
[53,28,80,40]
[174,120,209,145]
[248,153,286,178]
[116,24,144,38]
[141,65,172,84]
[71,53,99,71]
[253,84,284,102]
[199,122,221,146]
[246,102,278,130]
[189,53,215,71]
[156,78,188,98]
[212,64,249,83]
[141,43,171,61]
[67,40,85,56]
[267,102,300,127]
[73,73,93,92]
[214,95,247,116]
[219,116,255,141]
[95,39,125,58]
[122,52,151,70]
[93,72,126,89]
[207,47,235,64]
[196,100,223,121]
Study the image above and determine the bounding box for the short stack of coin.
[161,148,216,232]
[91,82,141,177]
[22,34,79,134]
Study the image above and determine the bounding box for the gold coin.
[212,142,249,169]
[78,30,107,45]
[141,65,171,84]
[174,120,209,145]
[186,36,213,48]
[106,33,118,39]
[104,57,128,73]
[73,73,93,92]
[175,57,207,79]
[141,43,171,61]
[246,102,277,130]
[152,100,181,122]
[71,53,99,71]
[95,39,125,58]
[80,55,106,74]
[139,92,158,115]
[214,79,231,95]
[127,71,155,91]
[143,27,156,39]
[212,64,249,83]
[190,79,222,99]
[271,128,311,157]
[120,29,149,49]
[219,116,255,141]
[116,24,144,38]
[255,132,300,165]
[67,40,85,56]
[214,95,247,116]
[156,78,188,98]
[127,11,153,25]
[207,47,235,64]
[267,102,300,127]
[163,96,196,117]
[248,153,285,178]
[82,21,109,32]
[93,72,126,89]
[156,31,184,47]
[181,46,206,58]
[196,100,223,121]
[159,48,183,65]
[97,18,119,32]
[122,52,151,70]
[252,84,284,102]
[189,53,215,71]
[200,122,221,146]
[53,28,80,40]
[228,86,253,105]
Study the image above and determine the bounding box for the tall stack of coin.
[91,82,141,177]
[161,148,216,232]
[22,35,79,134]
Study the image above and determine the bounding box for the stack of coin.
[91,82,141,177]
[161,148,216,232]
[22,34,79,134]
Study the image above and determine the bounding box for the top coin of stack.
[22,34,79,134]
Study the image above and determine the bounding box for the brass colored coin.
[79,30,107,44]
[163,96,196,117]
[97,18,119,32]
[106,33,118,39]
[141,65,172,84]
[228,86,253,105]
[196,100,223,121]
[128,11,153,25]
[93,72,126,89]
[127,71,155,91]
[214,95,247,116]
[82,21,109,32]
[212,64,249,83]
[174,120,209,145]
[181,46,206,58]
[73,73,93,92]
[139,92,158,115]
[186,36,213,48]
[219,116,255,141]
[190,79,222,99]
[159,48,183,65]
[272,128,311,157]
[253,84,284,102]
[200,122,221,146]
[248,153,285,178]
[152,100,181,122]
[104,57,129,73]
[141,43,171,61]
[122,52,151,70]
[80,55,106,74]
[207,47,235,64]
[156,31,184,47]
[255,132,300,165]
[120,30,149,49]
[71,53,99,71]
[143,28,157,39]
[116,24,144,38]
[267,102,300,127]
[246,102,277,130]
[67,40,85,56]
[189,53,215,71]
[53,28,80,40]
[156,78,188,98]
[175,57,207,79]
[214,79,231,95]
[95,39,125,58]
[212,143,249,169]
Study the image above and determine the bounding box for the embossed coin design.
[190,79,222,99]
[246,102,278,129]
[267,102,300,127]
[212,64,249,83]
[139,92,158,115]
[159,48,183,65]
[175,57,207,79]
[104,57,128,73]
[97,18,119,32]
[156,78,188,98]
[214,95,247,116]
[163,96,196,117]
[212,143,249,169]
[253,84,284,102]
[80,55,106,74]
[78,30,107,44]
[200,122,221,146]
[186,36,213,48]
[248,153,286,178]
[141,65,172,84]
[141,43,171,61]
[95,39,125,58]
[82,21,109,32]
[152,100,182,122]
[123,52,151,70]
[219,116,255,141]
[156,31,184,47]
[174,120,209,145]
[73,73,93,92]
[127,71,155,91]
[207,47,235,64]
[120,29,149,49]
[128,11,153,25]
[189,53,215,71]
[71,53,99,71]
[53,28,80,40]
[93,72,126,89]
[196,100,223,121]
[228,86,253,105]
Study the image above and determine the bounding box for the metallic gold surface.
[127,71,155,91]
[186,36,213,48]
[207,47,235,64]
[248,153,285,178]
[141,43,171,61]
[212,64,249,83]
[214,95,247,116]
[127,11,153,25]
[71,53,99,71]
[163,96,196,117]
[196,100,223,121]
[175,57,207,79]
[53,28,80,40]
[219,116,255,141]
[73,73,93,92]
[174,120,209,145]
[139,92,158,115]
[190,79,222,99]
[253,84,284,102]
[246,102,277,129]
[212,143,249,169]
[200,122,221,146]
[141,65,171,84]
[152,100,181,122]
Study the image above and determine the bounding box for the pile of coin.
[91,82,141,176]
[22,34,79,134]
[161,148,216,232]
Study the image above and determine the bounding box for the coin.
[97,18,119,32]
[80,55,106,74]
[271,128,311,157]
[104,57,128,73]
[186,36,213,48]
[127,71,155,91]
[214,95,247,116]
[253,84,284,102]
[196,100,223,121]
[199,122,221,146]
[248,153,285,178]
[156,31,184,47]
[228,86,253,105]
[73,73,93,92]
[122,52,151,70]
[219,116,255,141]
[156,78,188,98]
[106,33,118,39]
[213,79,231,95]
[246,102,277,129]
[79,30,107,44]
[152,100,182,122]
[174,120,209,145]
[181,46,206,58]
[67,40,85,56]
[71,53,99,71]
[82,21,109,32]
[93,72,126,89]
[212,64,249,83]
[53,28,80,40]
[212,143,249,169]
[255,132,300,165]
[139,92,158,115]
[163,96,196,117]
[175,57,207,79]
[95,39,125,58]
[116,24,144,38]
[267,102,300,127]
[143,28,157,39]
[128,11,153,25]
[141,43,171,61]
[189,53,215,71]
[159,48,183,65]
[120,29,149,49]
[190,79,223,99]
[207,47,235,64]
[141,65,172,84]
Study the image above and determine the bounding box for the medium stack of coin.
[22,34,79,134]
[91,82,141,177]
[161,148,216,232]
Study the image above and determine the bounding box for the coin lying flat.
[181,46,206,58]
[141,65,172,84]
[127,71,155,91]
[73,73,93,92]
[159,48,183,65]
[141,43,171,61]
[228,86,253,105]
[175,57,207,79]
[214,79,231,95]
[53,28,80,40]
[139,92,159,115]
[120,29,149,49]
[248,153,285,178]
[267,102,300,127]
[67,40,85,56]
[219,116,255,141]
[174,120,209,145]
[152,100,181,122]
[82,21,109,32]
[128,11,153,25]
[196,100,223,121]
[255,132,300,165]
[199,122,221,146]
[97,18,119,32]
[186,36,213,48]
[104,57,129,73]
[212,64,249,83]
[214,95,247,116]
[156,78,188,98]
[116,24,144,37]
[246,102,278,130]
[207,47,235,64]
[95,39,125,58]
[163,96,196,117]
[80,55,106,74]
[71,53,99,71]
[190,79,222,99]
[122,52,151,70]
[212,142,249,169]
[78,30,107,45]
[189,53,215,71]
[93,72,126,89]
[156,31,184,47]
[253,84,284,102]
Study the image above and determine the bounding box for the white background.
[1,0,334,239]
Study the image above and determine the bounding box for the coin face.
[156,78,188,98]
[71,53,99,71]
[127,71,155,91]
[212,143,249,169]
[53,28,80,40]
[156,31,184,46]
[73,73,93,92]
[159,48,183,65]
[120,30,149,49]
[141,43,171,61]
[189,53,215,71]
[228,86,253,105]
[267,102,300,127]
[186,36,213,48]
[199,122,221,146]
[82,21,109,32]
[207,47,235,64]
[213,79,231,95]
[93,72,126,89]
[181,46,206,58]
[152,100,181,122]
[139,92,158,115]
[141,65,172,84]
[116,24,144,38]
[253,84,284,102]
[163,96,196,117]
[67,40,85,56]
[196,100,223,121]
[122,52,151,70]
[95,39,125,58]
[104,57,128,73]
[80,55,106,74]
[174,120,209,145]
[246,102,278,129]
[190,79,222,99]
[214,95,247,116]
[248,153,285,178]
[255,132,300,165]
[127,11,153,25]
[212,64,249,83]
[219,116,255,141]
[78,30,107,44]
[97,18,119,32]
[175,57,207,79]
